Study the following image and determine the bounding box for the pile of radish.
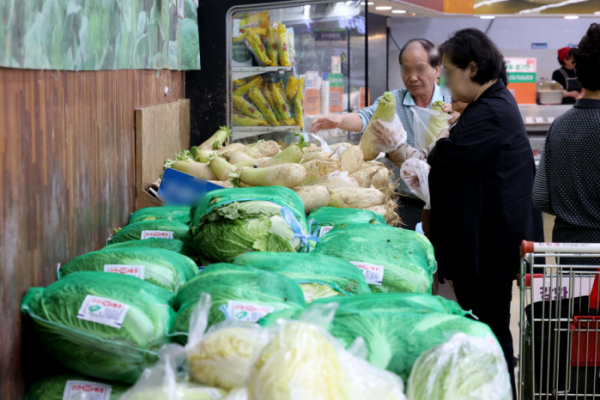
[162,128,400,226]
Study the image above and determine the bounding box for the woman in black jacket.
[428,29,543,399]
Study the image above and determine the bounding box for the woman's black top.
[552,67,581,104]
[428,80,543,281]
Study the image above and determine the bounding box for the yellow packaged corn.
[233,77,263,96]
[246,33,272,66]
[263,86,283,122]
[266,25,279,67]
[248,87,278,126]
[276,23,292,67]
[233,96,264,120]
[286,76,298,102]
[240,11,269,29]
[234,114,268,126]
[272,85,292,121]
[295,77,305,129]
[233,27,267,43]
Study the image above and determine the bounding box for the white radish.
[339,146,364,174]
[365,205,388,218]
[301,151,332,163]
[208,155,237,181]
[292,186,332,214]
[303,159,343,183]
[233,157,271,168]
[226,151,254,164]
[260,139,308,168]
[304,143,321,153]
[372,168,393,190]
[328,187,386,209]
[208,180,235,188]
[171,161,217,180]
[216,143,245,156]
[359,160,386,170]
[350,167,380,188]
[329,142,354,151]
[234,140,279,158]
[229,163,307,188]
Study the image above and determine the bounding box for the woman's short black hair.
[572,23,600,91]
[439,28,506,85]
[399,38,440,68]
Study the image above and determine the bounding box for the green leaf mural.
[0,0,200,70]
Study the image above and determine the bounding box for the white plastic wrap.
[302,132,333,153]
[367,114,408,154]
[400,159,431,210]
[411,106,451,150]
[302,171,359,189]
[406,333,512,400]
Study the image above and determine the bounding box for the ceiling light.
[375,6,393,10]
[564,15,579,19]
[480,15,495,19]
[304,5,310,17]
[392,10,407,14]
[411,13,417,16]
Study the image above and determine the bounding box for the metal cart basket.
[520,241,600,399]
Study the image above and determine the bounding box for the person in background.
[311,38,446,231]
[533,23,600,264]
[429,28,544,399]
[552,47,582,104]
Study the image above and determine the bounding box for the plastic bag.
[411,106,451,150]
[21,272,176,384]
[108,220,192,246]
[302,132,333,153]
[128,207,191,225]
[400,159,431,210]
[24,374,130,400]
[120,344,227,400]
[307,207,386,238]
[104,239,200,263]
[368,114,407,154]
[171,263,306,342]
[247,304,407,400]
[185,293,273,390]
[407,333,512,400]
[302,171,358,189]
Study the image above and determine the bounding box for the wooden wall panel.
[0,68,184,400]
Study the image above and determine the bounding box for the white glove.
[368,115,407,154]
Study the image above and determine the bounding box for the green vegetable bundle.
[171,263,305,342]
[24,374,130,400]
[128,206,191,225]
[313,224,435,293]
[108,220,191,246]
[261,293,494,381]
[233,252,372,303]
[103,238,199,262]
[189,187,310,263]
[307,207,386,238]
[21,272,176,383]
[58,248,198,293]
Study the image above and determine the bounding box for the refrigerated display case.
[226,1,368,144]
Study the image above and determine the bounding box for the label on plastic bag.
[319,226,333,238]
[103,265,145,280]
[141,230,174,240]
[77,295,130,329]
[350,261,384,285]
[228,301,274,323]
[63,380,112,400]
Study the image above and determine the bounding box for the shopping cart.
[520,241,600,399]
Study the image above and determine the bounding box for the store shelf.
[232,125,302,140]
[232,66,293,80]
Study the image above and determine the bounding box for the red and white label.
[141,230,174,240]
[63,380,112,400]
[77,295,130,329]
[351,261,384,285]
[319,226,333,238]
[103,265,145,280]
[227,301,274,323]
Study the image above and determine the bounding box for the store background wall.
[388,17,596,90]
[0,68,184,400]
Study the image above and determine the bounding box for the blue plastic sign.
[158,168,225,206]
[531,43,548,49]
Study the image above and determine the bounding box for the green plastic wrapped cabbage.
[407,333,512,400]
[189,187,311,263]
[233,252,372,303]
[307,207,386,238]
[24,374,130,400]
[171,263,305,342]
[108,220,191,246]
[260,293,492,380]
[128,206,191,225]
[58,248,198,293]
[21,272,176,383]
[313,224,435,293]
[104,238,199,262]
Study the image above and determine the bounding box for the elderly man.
[311,39,446,230]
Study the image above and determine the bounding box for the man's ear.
[468,61,478,78]
[435,64,441,77]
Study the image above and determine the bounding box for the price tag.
[525,117,534,124]
[141,230,174,240]
[104,265,145,280]
[350,261,384,285]
[63,380,112,400]
[77,295,130,329]
[227,301,274,322]
[319,226,334,238]
[535,117,544,124]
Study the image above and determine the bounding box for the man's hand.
[311,115,344,133]
[441,103,461,126]
[371,120,396,146]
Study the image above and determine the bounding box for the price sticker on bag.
[63,380,112,400]
[319,226,334,238]
[104,265,145,280]
[227,301,274,323]
[77,295,130,329]
[351,261,385,285]
[141,230,174,240]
